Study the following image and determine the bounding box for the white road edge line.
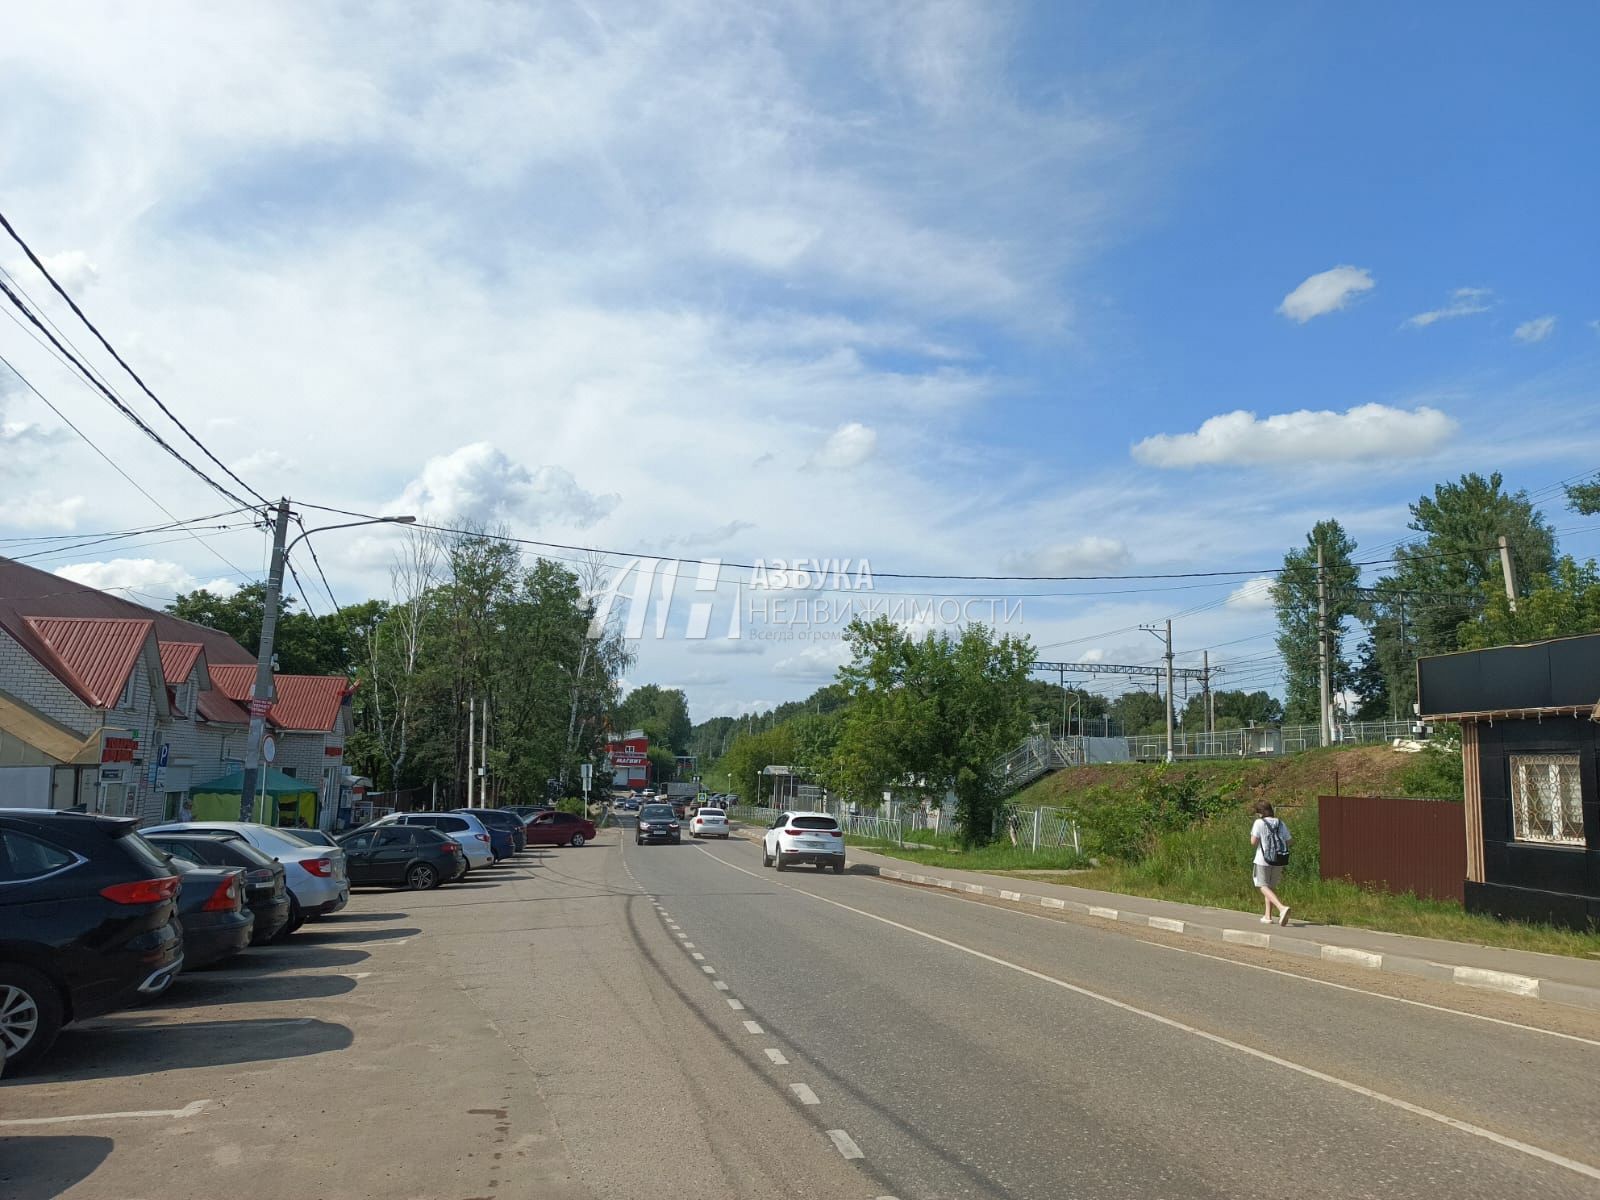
[766,1048,789,1065]
[947,881,1600,1052]
[702,965,717,974]
[1,1099,212,1127]
[726,998,745,1011]
[692,952,705,960]
[790,1083,821,1105]
[703,849,1600,1183]
[827,1129,865,1160]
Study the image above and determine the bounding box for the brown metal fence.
[1318,794,1466,904]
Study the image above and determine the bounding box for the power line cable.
[0,208,268,506]
[292,515,342,613]
[0,273,254,510]
[0,349,255,578]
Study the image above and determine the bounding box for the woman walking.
[1250,801,1292,926]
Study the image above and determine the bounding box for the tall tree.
[615,684,692,753]
[831,617,1035,846]
[1462,556,1600,649]
[1273,520,1362,725]
[1367,472,1556,711]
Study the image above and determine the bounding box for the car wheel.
[569,833,586,848]
[635,837,644,845]
[282,895,305,937]
[0,964,64,1071]
[833,862,845,874]
[775,856,786,871]
[406,862,440,891]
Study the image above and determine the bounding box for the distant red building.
[607,729,650,790]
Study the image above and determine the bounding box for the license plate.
[803,839,828,849]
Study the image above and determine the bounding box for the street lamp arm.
[285,515,417,556]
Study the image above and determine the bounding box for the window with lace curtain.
[1509,755,1585,846]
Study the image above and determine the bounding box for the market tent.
[188,768,318,826]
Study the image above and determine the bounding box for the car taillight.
[247,867,276,884]
[829,830,843,836]
[299,857,334,878]
[201,877,241,912]
[444,842,462,853]
[101,876,180,905]
[785,829,805,836]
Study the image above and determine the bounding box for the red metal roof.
[195,687,249,726]
[208,663,256,703]
[159,641,204,685]
[268,675,351,732]
[23,617,155,708]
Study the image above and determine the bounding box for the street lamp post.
[239,500,416,822]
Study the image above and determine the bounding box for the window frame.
[1509,753,1586,847]
[0,829,86,886]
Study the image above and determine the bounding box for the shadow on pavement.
[316,908,409,919]
[206,945,372,972]
[23,1017,354,1084]
[147,971,359,1009]
[295,926,420,944]
[0,1136,114,1199]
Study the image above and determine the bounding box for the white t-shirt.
[1250,816,1290,865]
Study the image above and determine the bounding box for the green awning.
[189,768,318,825]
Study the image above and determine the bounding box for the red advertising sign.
[610,750,648,767]
[100,736,138,763]
[249,698,273,718]
[324,745,344,757]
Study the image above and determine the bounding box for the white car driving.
[761,811,845,873]
[689,807,729,839]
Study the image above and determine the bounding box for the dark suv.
[0,810,184,1070]
[634,804,681,845]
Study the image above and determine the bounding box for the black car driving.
[635,803,681,845]
[0,810,184,1071]
[144,832,292,944]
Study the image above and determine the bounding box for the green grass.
[1019,810,1600,960]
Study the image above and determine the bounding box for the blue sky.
[0,2,1596,716]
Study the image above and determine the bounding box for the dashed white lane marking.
[714,981,730,991]
[704,849,1600,1184]
[701,965,717,974]
[682,942,695,948]
[727,998,745,1011]
[1,1099,212,1127]
[743,1020,764,1034]
[691,952,705,960]
[765,1048,789,1065]
[790,1083,821,1105]
[827,1129,865,1160]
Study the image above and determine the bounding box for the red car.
[524,811,597,847]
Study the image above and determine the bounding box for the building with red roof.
[0,555,354,829]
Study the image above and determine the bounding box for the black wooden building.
[1417,633,1600,929]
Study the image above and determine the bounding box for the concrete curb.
[869,865,1600,1014]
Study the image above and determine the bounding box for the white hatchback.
[761,811,845,873]
[689,808,729,839]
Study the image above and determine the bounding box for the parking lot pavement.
[1,834,873,1200]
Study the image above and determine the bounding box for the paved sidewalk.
[833,843,1600,1012]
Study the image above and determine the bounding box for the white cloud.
[396,443,617,526]
[1132,404,1457,468]
[232,448,293,476]
[772,638,853,679]
[1002,536,1130,575]
[809,422,878,470]
[1226,576,1276,611]
[55,557,236,599]
[0,492,87,531]
[1514,315,1557,343]
[1277,265,1375,323]
[1403,286,1492,328]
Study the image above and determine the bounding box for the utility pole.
[1163,618,1174,763]
[480,697,489,807]
[1498,534,1519,613]
[466,695,476,808]
[1202,650,1213,735]
[240,498,290,822]
[1317,540,1332,748]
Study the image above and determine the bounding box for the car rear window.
[695,808,724,818]
[436,817,469,832]
[791,817,840,831]
[119,832,176,875]
[253,827,320,856]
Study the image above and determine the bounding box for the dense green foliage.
[1273,519,1362,724]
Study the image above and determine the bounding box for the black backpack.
[1260,818,1290,867]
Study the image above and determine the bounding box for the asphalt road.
[5,816,1599,1199]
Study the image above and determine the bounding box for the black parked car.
[338,825,463,890]
[0,810,184,1071]
[463,808,528,853]
[165,858,254,972]
[144,832,291,944]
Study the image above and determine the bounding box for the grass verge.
[846,835,1089,873]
